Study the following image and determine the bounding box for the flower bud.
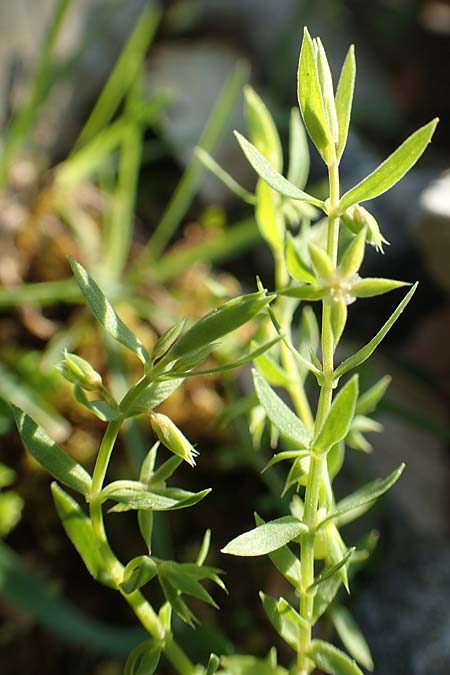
[341,204,388,252]
[149,412,199,467]
[58,351,102,391]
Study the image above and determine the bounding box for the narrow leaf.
[170,290,273,360]
[308,640,364,675]
[314,376,359,453]
[339,119,438,212]
[285,234,317,284]
[352,278,408,298]
[335,45,356,161]
[195,147,256,205]
[254,348,291,387]
[151,318,187,362]
[244,85,283,170]
[131,379,183,414]
[330,606,374,671]
[69,257,149,364]
[308,548,354,590]
[14,407,91,496]
[312,573,342,624]
[256,180,285,253]
[339,229,366,278]
[105,484,211,512]
[262,450,310,473]
[356,375,391,415]
[308,241,334,280]
[260,592,298,651]
[222,516,307,557]
[234,131,324,208]
[255,514,301,587]
[279,284,325,301]
[297,28,334,163]
[51,483,112,586]
[334,283,417,378]
[253,370,312,448]
[319,464,405,529]
[287,108,310,189]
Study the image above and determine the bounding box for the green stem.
[297,160,340,674]
[89,415,195,674]
[274,252,314,431]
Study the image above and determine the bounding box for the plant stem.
[274,251,314,431]
[297,160,340,674]
[89,416,196,674]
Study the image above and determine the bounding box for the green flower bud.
[341,204,388,252]
[149,412,199,467]
[58,351,102,391]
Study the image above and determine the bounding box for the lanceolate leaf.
[307,640,364,675]
[319,464,405,529]
[352,278,408,298]
[339,119,438,212]
[314,376,358,453]
[255,514,302,587]
[169,290,273,360]
[330,606,374,672]
[308,548,354,590]
[256,180,285,254]
[356,375,391,416]
[222,516,307,557]
[287,108,310,189]
[335,283,417,378]
[51,483,112,586]
[260,592,299,651]
[244,85,283,170]
[69,257,149,364]
[285,234,317,284]
[131,378,183,414]
[312,572,342,625]
[105,484,211,512]
[234,131,324,208]
[253,370,312,448]
[195,147,256,205]
[335,45,356,161]
[13,407,92,496]
[297,28,334,164]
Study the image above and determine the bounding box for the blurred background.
[0,1,449,674]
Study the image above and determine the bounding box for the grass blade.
[74,5,160,148]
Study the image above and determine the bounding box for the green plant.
[202,29,436,674]
[11,25,437,675]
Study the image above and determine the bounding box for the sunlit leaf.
[14,407,91,496]
[254,514,302,587]
[335,284,417,378]
[244,85,283,170]
[222,516,307,557]
[51,483,112,586]
[234,131,324,208]
[297,28,334,163]
[308,640,364,675]
[287,108,310,189]
[319,464,405,528]
[339,119,438,212]
[69,257,149,364]
[314,376,358,453]
[335,45,356,161]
